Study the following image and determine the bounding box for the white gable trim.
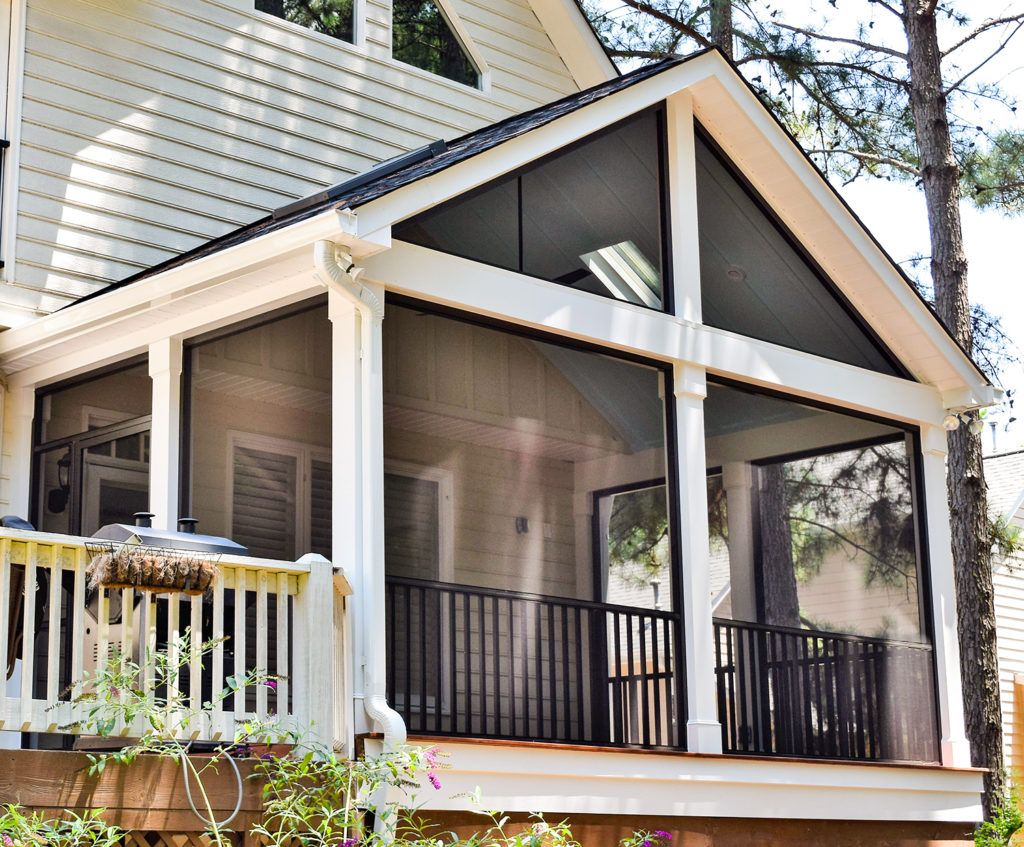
[525,0,617,88]
[349,52,990,403]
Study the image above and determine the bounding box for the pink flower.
[263,679,277,690]
[3,835,13,846]
[428,772,441,790]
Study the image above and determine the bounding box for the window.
[392,0,478,87]
[255,0,354,44]
[394,109,667,310]
[33,362,152,537]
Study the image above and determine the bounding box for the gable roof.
[29,50,992,404]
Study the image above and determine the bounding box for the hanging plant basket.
[86,542,220,596]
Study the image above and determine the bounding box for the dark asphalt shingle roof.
[71,55,691,306]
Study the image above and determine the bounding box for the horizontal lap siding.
[9,0,578,314]
[995,557,1024,774]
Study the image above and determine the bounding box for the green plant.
[0,804,124,846]
[250,736,442,846]
[975,789,1023,847]
[57,630,275,847]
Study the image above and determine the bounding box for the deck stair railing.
[713,617,939,763]
[0,529,345,744]
[386,575,679,749]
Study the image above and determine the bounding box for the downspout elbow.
[314,239,384,322]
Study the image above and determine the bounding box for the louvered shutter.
[232,446,297,559]
[310,458,332,558]
[384,473,440,579]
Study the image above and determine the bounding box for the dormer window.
[256,0,354,43]
[392,0,480,87]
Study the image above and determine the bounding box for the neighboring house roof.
[985,449,1024,526]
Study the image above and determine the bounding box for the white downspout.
[314,239,407,749]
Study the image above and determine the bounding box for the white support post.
[5,385,33,519]
[293,553,339,747]
[666,90,702,324]
[919,424,971,768]
[673,364,722,753]
[721,462,756,621]
[329,289,365,738]
[148,337,183,530]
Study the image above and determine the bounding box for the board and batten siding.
[5,0,581,321]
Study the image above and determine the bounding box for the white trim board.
[371,739,983,823]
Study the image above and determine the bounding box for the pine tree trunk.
[709,0,733,59]
[759,464,800,628]
[902,0,1003,819]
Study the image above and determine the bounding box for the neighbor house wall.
[4,0,581,320]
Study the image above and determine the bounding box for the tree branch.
[790,516,913,581]
[615,0,714,49]
[753,52,907,88]
[804,148,921,175]
[944,19,1024,96]
[942,13,1024,57]
[866,0,901,19]
[773,22,907,59]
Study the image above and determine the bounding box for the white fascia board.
[0,208,381,379]
[373,739,983,822]
[687,70,989,398]
[7,269,325,389]
[352,56,724,237]
[524,0,617,88]
[362,242,950,426]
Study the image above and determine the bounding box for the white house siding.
[985,450,1024,775]
[5,0,580,321]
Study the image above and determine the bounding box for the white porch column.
[721,461,756,621]
[666,90,701,323]
[5,385,33,519]
[148,337,182,530]
[673,363,722,753]
[329,289,364,738]
[919,424,971,767]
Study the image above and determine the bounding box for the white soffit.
[525,0,617,88]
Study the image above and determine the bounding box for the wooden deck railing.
[0,529,347,745]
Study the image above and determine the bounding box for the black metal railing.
[386,576,679,748]
[713,618,939,763]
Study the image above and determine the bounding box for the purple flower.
[642,841,651,847]
[428,772,442,790]
[654,832,672,841]
[340,840,359,847]
[3,835,13,846]
[263,679,277,690]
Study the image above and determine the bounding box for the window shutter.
[384,473,439,579]
[310,458,332,558]
[232,446,297,560]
